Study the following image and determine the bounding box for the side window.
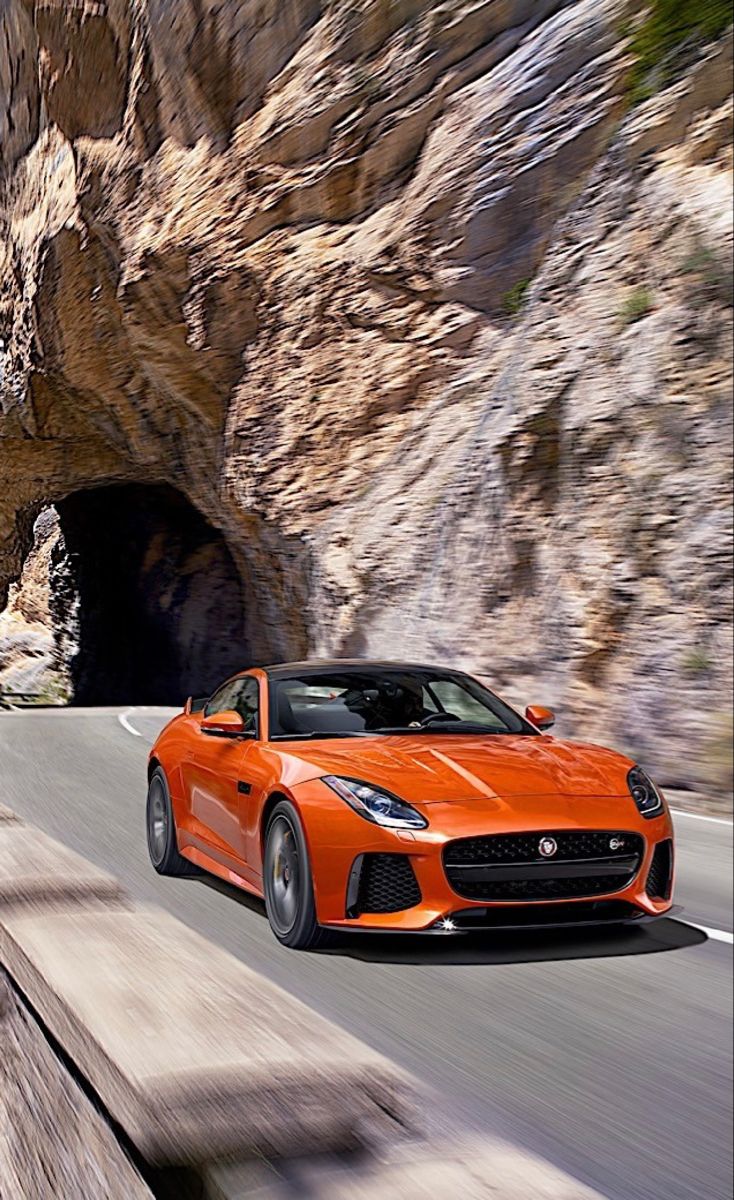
[204,680,239,717]
[429,680,505,727]
[230,677,259,733]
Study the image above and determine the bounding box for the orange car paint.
[150,667,675,930]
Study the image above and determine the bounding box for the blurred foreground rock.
[0,901,413,1165]
[0,2,732,794]
[0,822,125,908]
[205,1138,605,1200]
[0,972,153,1200]
[0,809,605,1200]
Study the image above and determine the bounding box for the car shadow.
[197,874,268,918]
[319,918,706,966]
[198,873,706,965]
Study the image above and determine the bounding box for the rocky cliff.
[0,2,732,792]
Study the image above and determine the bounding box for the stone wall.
[0,2,731,790]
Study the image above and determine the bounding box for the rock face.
[0,2,732,791]
[0,508,72,699]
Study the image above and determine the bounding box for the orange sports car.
[146,660,676,949]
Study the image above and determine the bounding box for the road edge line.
[682,921,733,945]
[670,809,732,827]
[118,709,142,738]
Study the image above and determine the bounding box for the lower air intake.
[349,854,421,916]
[447,900,644,930]
[646,839,674,900]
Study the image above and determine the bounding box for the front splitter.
[324,904,682,935]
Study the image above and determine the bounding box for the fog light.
[440,917,456,932]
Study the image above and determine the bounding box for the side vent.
[347,854,421,917]
[646,840,673,901]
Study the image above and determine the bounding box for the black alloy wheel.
[146,766,193,876]
[263,800,330,950]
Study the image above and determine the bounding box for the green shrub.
[683,648,712,675]
[502,278,530,317]
[628,0,732,103]
[616,17,634,42]
[704,713,734,794]
[681,244,718,276]
[618,286,654,325]
[681,241,734,306]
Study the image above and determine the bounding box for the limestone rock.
[0,2,731,792]
[0,905,415,1163]
[0,971,153,1199]
[0,823,126,910]
[206,1137,606,1199]
[0,509,72,699]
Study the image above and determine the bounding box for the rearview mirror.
[200,710,248,737]
[525,704,555,731]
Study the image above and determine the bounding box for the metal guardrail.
[0,692,48,709]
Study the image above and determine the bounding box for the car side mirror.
[525,704,555,731]
[200,710,250,738]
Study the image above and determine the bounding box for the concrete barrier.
[204,1138,605,1199]
[0,823,126,910]
[0,971,153,1200]
[0,817,603,1199]
[0,901,413,1165]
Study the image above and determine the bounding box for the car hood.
[277,734,635,802]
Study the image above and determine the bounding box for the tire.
[146,766,193,876]
[263,800,330,950]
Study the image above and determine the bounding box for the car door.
[183,676,259,866]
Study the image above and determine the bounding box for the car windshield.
[268,667,534,739]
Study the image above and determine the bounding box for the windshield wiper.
[370,723,512,735]
[270,731,372,741]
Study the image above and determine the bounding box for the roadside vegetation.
[680,240,734,308]
[628,0,732,103]
[682,648,712,675]
[502,278,531,317]
[618,285,655,325]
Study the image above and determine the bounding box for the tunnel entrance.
[55,483,251,705]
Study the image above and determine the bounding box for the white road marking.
[671,808,732,827]
[683,922,733,945]
[118,708,143,738]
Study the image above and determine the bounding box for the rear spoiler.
[184,696,208,714]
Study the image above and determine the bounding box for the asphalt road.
[1,706,731,1200]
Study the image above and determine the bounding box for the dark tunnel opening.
[55,483,251,705]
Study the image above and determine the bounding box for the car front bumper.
[327,904,684,935]
[292,780,677,932]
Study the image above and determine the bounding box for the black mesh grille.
[443,829,644,902]
[454,875,626,901]
[646,839,673,900]
[446,830,640,864]
[354,854,421,915]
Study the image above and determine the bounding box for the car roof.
[259,659,471,679]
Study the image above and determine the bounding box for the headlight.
[323,776,428,830]
[627,766,664,818]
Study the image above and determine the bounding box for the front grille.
[443,830,644,902]
[350,854,421,915]
[646,839,673,900]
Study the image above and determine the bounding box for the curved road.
[1,706,731,1200]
